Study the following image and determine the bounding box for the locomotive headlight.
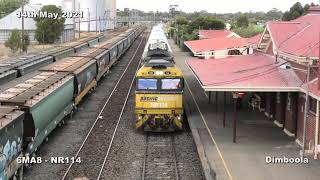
[155,71,164,75]
[138,116,142,120]
[177,115,181,120]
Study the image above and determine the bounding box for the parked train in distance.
[0,26,145,180]
[135,25,184,132]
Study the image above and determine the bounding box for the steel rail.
[171,134,180,180]
[61,32,146,180]
[96,33,147,180]
[141,133,180,180]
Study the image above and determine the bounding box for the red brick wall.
[275,92,286,125]
[306,112,316,150]
[294,94,319,150]
[285,92,298,135]
[297,93,305,142]
[265,93,276,119]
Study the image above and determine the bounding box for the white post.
[315,100,319,159]
[302,64,311,156]
[88,9,90,32]
[78,2,81,38]
[96,1,98,33]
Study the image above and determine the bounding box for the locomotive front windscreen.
[161,79,183,90]
[137,79,158,90]
[137,78,183,91]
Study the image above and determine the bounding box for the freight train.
[135,25,184,132]
[0,25,145,180]
[0,33,108,85]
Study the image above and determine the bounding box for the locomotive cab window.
[137,79,158,90]
[161,79,183,90]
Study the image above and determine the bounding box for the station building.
[185,37,253,59]
[185,30,260,59]
[186,6,320,158]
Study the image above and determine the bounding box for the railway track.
[142,133,179,180]
[60,31,147,180]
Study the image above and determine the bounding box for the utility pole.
[96,2,98,33]
[302,62,310,156]
[78,2,81,38]
[73,0,76,39]
[21,0,25,53]
[99,16,101,32]
[87,8,90,32]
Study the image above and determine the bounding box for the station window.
[309,97,317,113]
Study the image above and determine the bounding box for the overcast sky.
[117,0,318,13]
[28,0,319,13]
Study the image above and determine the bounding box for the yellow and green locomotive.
[135,59,184,131]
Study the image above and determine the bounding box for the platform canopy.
[187,53,304,92]
[184,37,249,54]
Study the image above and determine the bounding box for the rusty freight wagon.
[40,57,97,105]
[0,107,25,180]
[0,54,54,78]
[79,33,105,46]
[74,30,136,81]
[0,67,17,86]
[72,48,110,81]
[0,72,74,154]
[41,46,75,62]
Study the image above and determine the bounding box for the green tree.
[34,5,65,44]
[266,8,282,20]
[282,11,292,21]
[22,33,30,52]
[175,16,188,25]
[190,16,225,30]
[4,30,30,52]
[0,0,21,18]
[304,4,310,12]
[233,24,264,38]
[282,2,311,21]
[5,29,21,52]
[237,13,249,28]
[290,2,304,15]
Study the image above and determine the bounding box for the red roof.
[199,30,238,39]
[187,53,303,90]
[246,33,262,45]
[308,6,320,14]
[266,12,320,57]
[185,37,248,53]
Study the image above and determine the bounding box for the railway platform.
[170,39,320,180]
